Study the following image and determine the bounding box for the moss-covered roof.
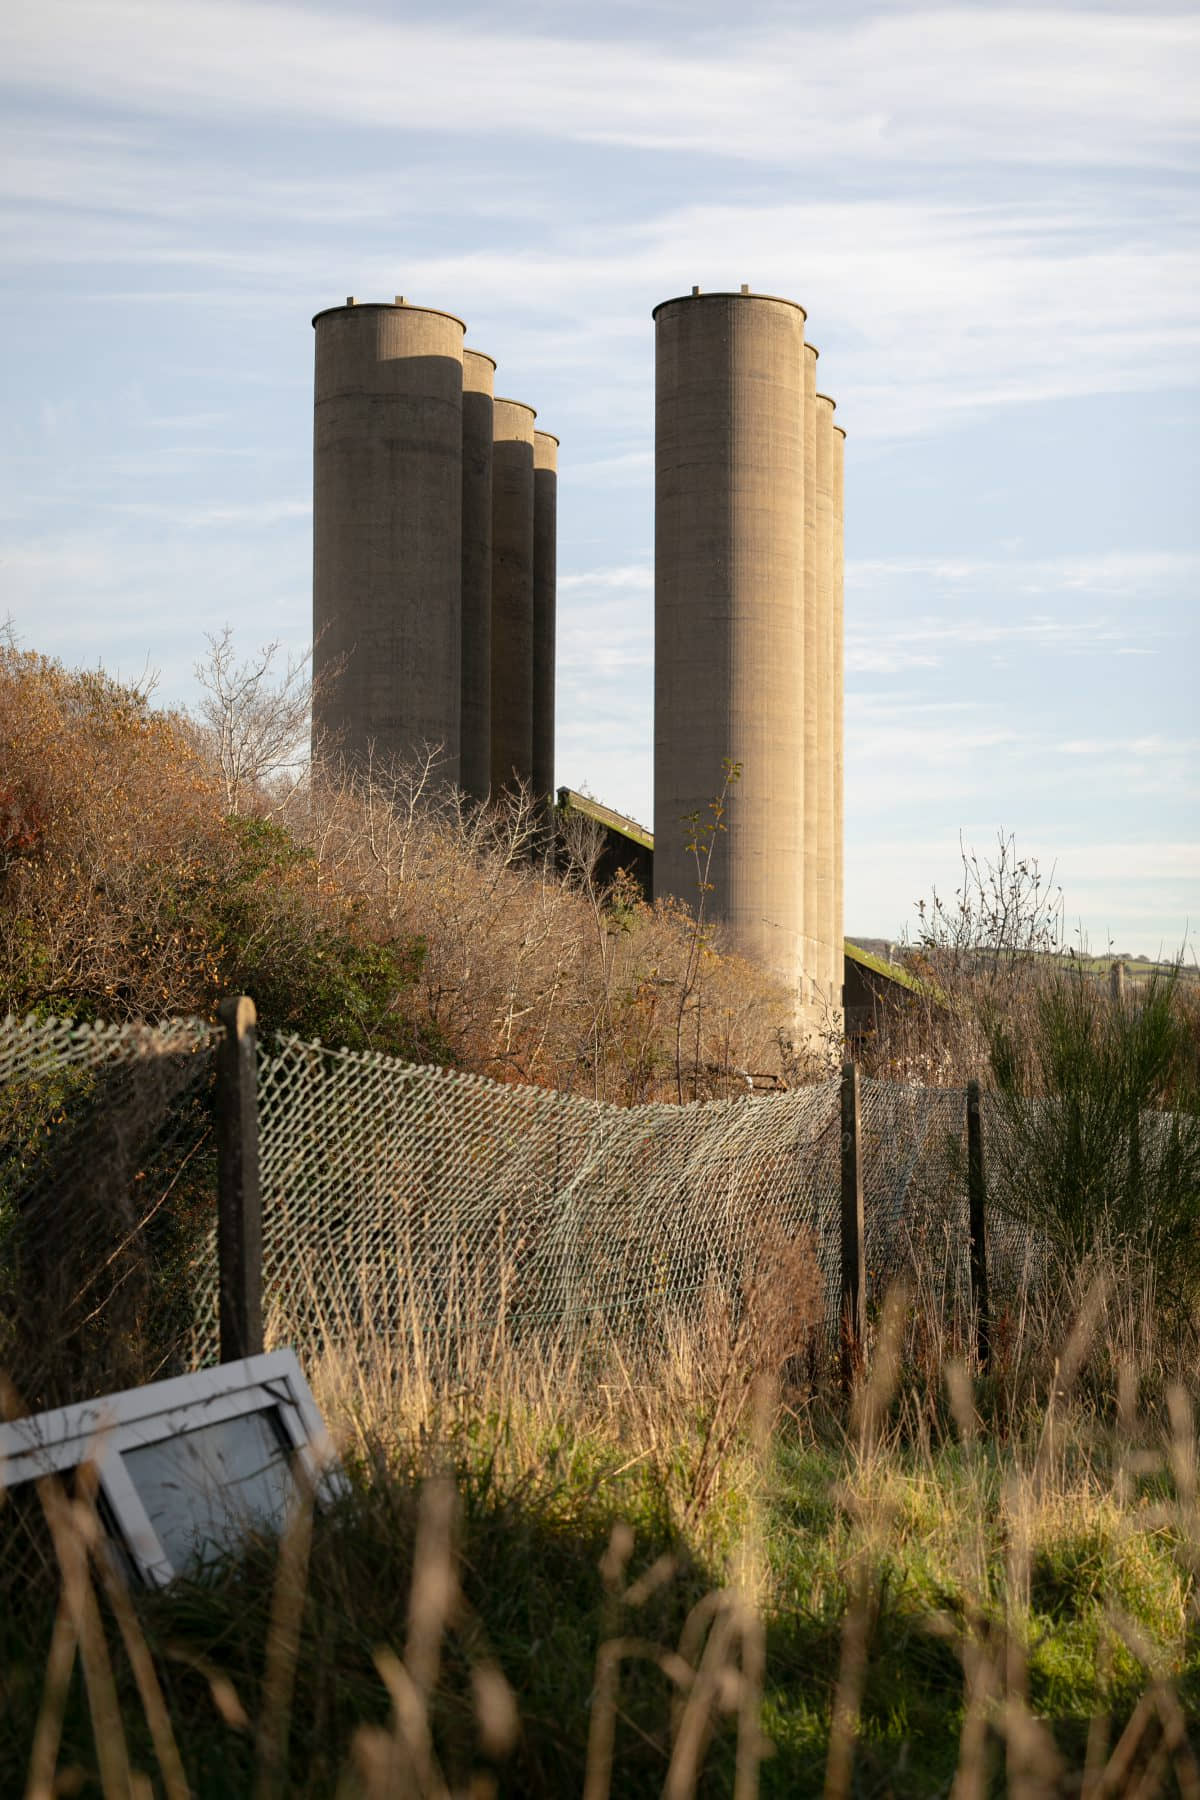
[843,940,934,1000]
[555,788,654,851]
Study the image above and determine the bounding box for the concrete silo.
[532,430,559,806]
[653,289,808,1025]
[802,341,820,1013]
[460,348,495,803]
[814,391,837,1016]
[490,398,537,795]
[312,298,465,780]
[832,421,846,1019]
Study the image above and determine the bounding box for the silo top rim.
[495,396,537,419]
[464,347,498,370]
[311,301,467,331]
[534,430,560,445]
[652,290,806,321]
[815,391,837,410]
[834,424,847,439]
[805,342,820,360]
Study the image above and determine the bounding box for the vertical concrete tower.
[490,398,537,794]
[814,391,837,1014]
[653,288,808,1022]
[801,341,820,1011]
[532,430,559,806]
[460,348,495,803]
[832,421,846,1016]
[312,298,465,779]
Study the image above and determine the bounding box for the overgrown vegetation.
[989,967,1200,1315]
[0,642,790,1097]
[3,637,1199,1790]
[3,1262,1200,1795]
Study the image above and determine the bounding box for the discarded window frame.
[0,1350,345,1585]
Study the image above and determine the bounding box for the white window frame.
[0,1350,346,1586]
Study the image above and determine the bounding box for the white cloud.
[559,564,651,594]
[109,498,311,527]
[845,550,1190,671]
[2,4,1196,171]
[1056,735,1200,758]
[849,549,1199,594]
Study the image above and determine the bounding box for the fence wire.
[176,1043,986,1365]
[0,1014,220,1408]
[2,1011,1023,1385]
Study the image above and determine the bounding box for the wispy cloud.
[849,549,1199,594]
[2,4,1196,170]
[1056,735,1200,758]
[109,498,310,527]
[846,550,1190,672]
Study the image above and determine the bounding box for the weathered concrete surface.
[832,422,846,1032]
[490,398,536,795]
[460,348,495,803]
[312,300,464,781]
[814,392,837,1019]
[653,289,808,1031]
[802,341,820,1017]
[532,431,558,807]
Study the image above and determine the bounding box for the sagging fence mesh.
[185,1039,1007,1366]
[0,1014,220,1408]
[0,1012,1034,1389]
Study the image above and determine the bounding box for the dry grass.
[5,1237,1199,1795]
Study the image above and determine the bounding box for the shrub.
[988,965,1200,1309]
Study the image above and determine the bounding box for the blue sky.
[1,0,1196,955]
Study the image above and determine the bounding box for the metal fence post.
[966,1079,990,1372]
[840,1059,865,1389]
[216,995,264,1362]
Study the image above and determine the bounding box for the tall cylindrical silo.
[814,392,837,1015]
[832,421,846,1026]
[801,341,820,1024]
[653,289,807,1023]
[490,398,537,795]
[460,348,495,803]
[532,430,559,807]
[312,298,465,781]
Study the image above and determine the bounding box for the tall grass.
[989,967,1200,1314]
[3,1241,1199,1796]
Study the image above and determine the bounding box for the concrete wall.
[490,397,537,795]
[312,299,465,781]
[802,341,820,1015]
[653,289,808,1027]
[460,348,495,803]
[532,431,558,807]
[814,391,837,1017]
[832,422,846,1025]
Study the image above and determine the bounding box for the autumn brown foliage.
[0,646,427,1053]
[0,646,796,1099]
[282,753,793,1097]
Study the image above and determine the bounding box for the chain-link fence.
[2,1010,1025,1389]
[0,1014,220,1409]
[185,1037,1002,1366]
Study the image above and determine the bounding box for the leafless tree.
[192,626,321,814]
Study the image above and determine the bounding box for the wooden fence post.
[966,1079,990,1372]
[840,1059,865,1389]
[216,995,264,1363]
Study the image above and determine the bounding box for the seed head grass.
[3,1257,1199,1796]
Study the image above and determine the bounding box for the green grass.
[4,1316,1199,1797]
